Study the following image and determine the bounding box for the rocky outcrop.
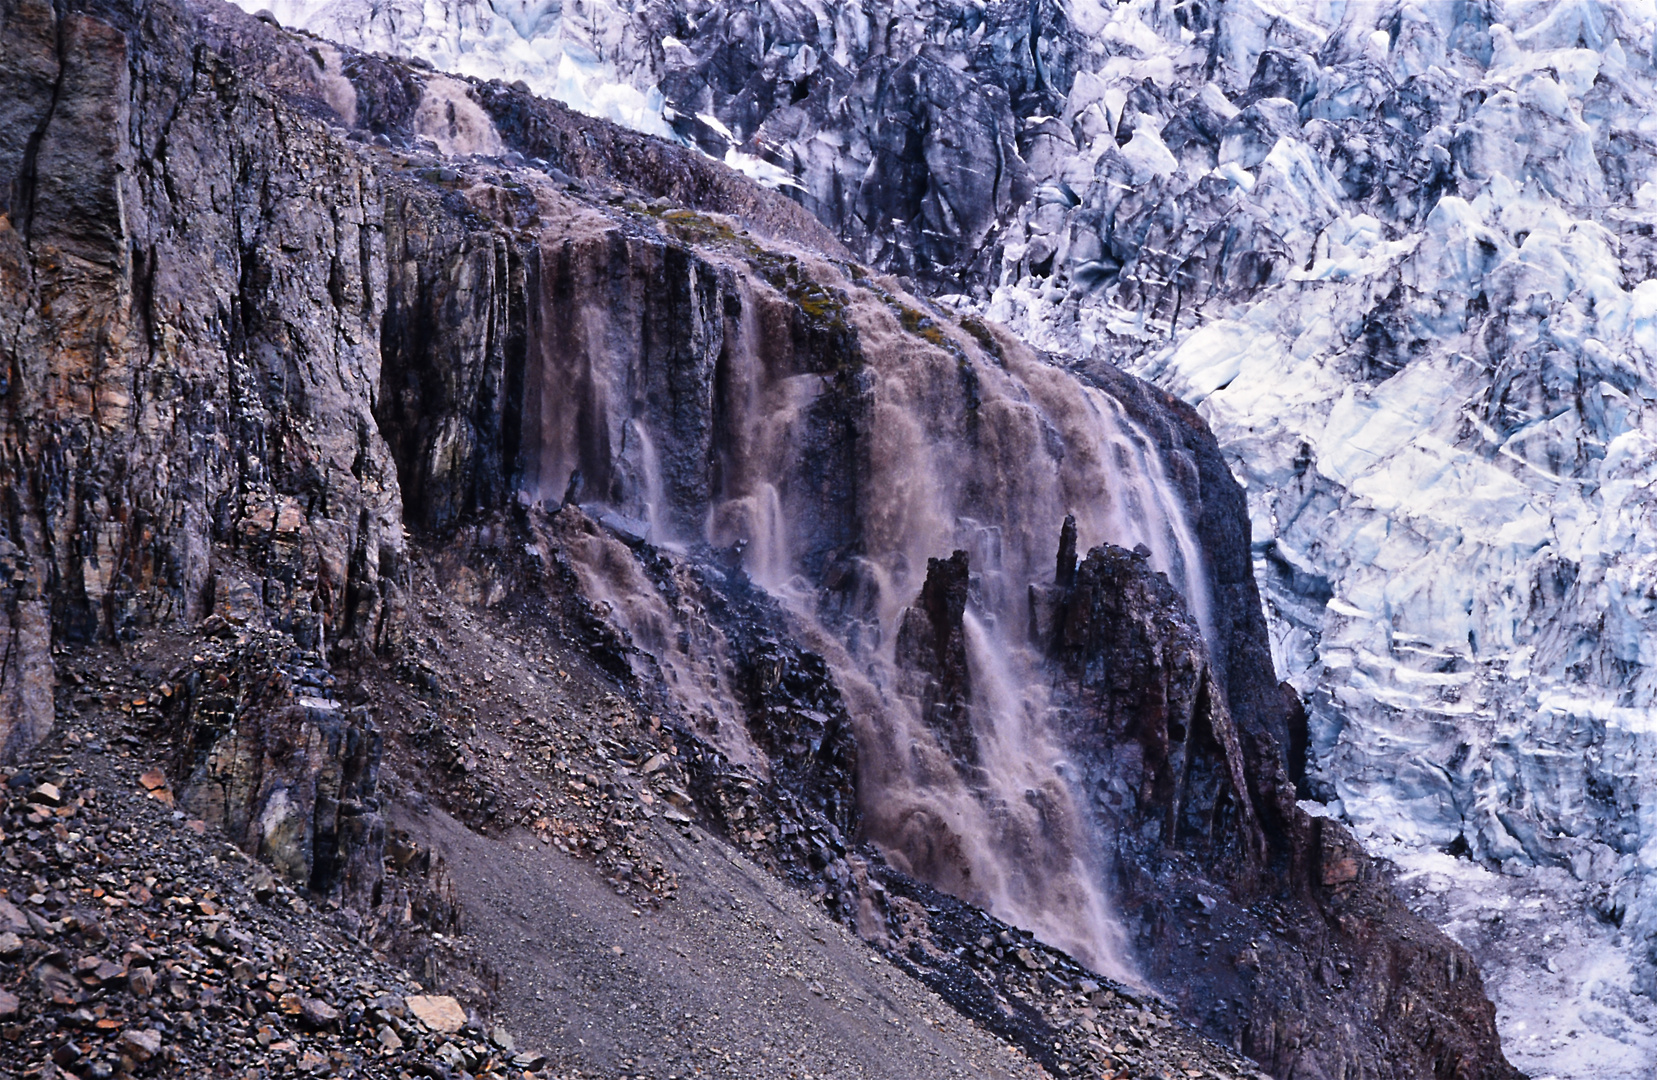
[376,181,534,535]
[894,550,976,768]
[0,0,415,904]
[1044,542,1514,1080]
[1068,356,1307,782]
[1050,544,1265,877]
[707,575,861,845]
[168,630,385,906]
[0,0,406,758]
[892,531,1516,1079]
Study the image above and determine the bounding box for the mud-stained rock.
[894,550,976,768]
[1035,534,1517,1080]
[1050,543,1264,872]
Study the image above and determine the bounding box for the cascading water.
[1076,385,1214,645]
[521,234,1216,982]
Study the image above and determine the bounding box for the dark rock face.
[891,528,1517,1079]
[1039,539,1517,1080]
[1050,544,1265,879]
[0,0,405,763]
[0,0,415,900]
[378,185,534,535]
[894,551,975,767]
[169,635,385,906]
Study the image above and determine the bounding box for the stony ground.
[403,804,1047,1080]
[0,711,543,1079]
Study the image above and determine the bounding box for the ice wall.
[234,0,677,137]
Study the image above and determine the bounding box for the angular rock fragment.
[127,966,156,997]
[0,897,29,936]
[118,1027,162,1061]
[407,994,468,1034]
[301,998,341,1029]
[36,964,82,1006]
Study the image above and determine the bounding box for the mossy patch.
[897,304,953,350]
[641,205,856,363]
[655,207,745,247]
[859,284,986,412]
[752,253,853,342]
[958,314,1004,363]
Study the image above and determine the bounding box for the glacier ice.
[235,0,679,139]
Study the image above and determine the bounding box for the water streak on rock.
[519,243,1215,978]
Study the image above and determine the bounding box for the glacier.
[237,0,680,137]
[236,0,1657,1076]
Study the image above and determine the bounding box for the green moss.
[737,251,849,339]
[897,304,953,350]
[640,205,853,349]
[657,208,744,247]
[958,314,1002,360]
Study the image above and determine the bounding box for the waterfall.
[520,241,1214,983]
[1077,384,1215,644]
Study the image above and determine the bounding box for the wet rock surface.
[894,551,977,769]
[1043,544,1513,1080]
[885,535,1515,1079]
